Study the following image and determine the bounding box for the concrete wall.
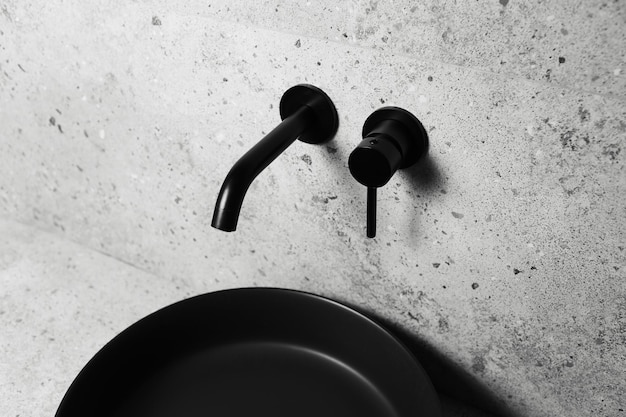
[1,1,624,416]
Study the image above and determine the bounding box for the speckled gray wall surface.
[0,0,624,416]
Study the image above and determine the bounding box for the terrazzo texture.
[0,1,624,416]
[167,0,626,98]
[0,220,189,417]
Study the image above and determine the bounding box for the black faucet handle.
[348,107,429,238]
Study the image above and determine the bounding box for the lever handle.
[348,107,429,238]
[367,186,377,238]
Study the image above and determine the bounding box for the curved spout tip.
[211,209,238,232]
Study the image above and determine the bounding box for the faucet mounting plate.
[279,84,339,144]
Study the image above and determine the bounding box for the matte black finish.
[280,84,339,144]
[55,288,441,417]
[367,186,377,238]
[362,107,428,169]
[348,107,428,237]
[212,85,338,231]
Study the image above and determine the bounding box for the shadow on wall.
[398,154,447,242]
[402,153,447,195]
[370,314,520,417]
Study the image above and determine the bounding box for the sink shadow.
[358,310,520,417]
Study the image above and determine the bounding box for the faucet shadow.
[360,310,520,417]
[397,153,448,242]
[401,152,447,195]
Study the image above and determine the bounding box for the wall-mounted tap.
[348,107,429,238]
[212,84,339,232]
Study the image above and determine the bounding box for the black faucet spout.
[211,85,339,232]
[212,106,312,231]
